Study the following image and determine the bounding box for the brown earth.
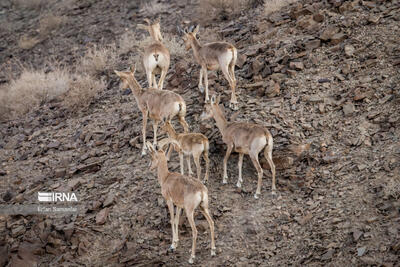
[1,0,400,266]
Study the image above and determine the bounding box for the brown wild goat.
[137,18,170,89]
[200,95,276,198]
[180,25,238,110]
[161,121,210,182]
[147,138,216,264]
[114,66,188,156]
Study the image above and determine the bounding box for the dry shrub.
[63,74,106,110]
[39,14,67,36]
[264,0,298,16]
[119,30,139,54]
[198,27,221,42]
[141,1,169,16]
[12,0,49,9]
[78,44,118,76]
[382,175,400,200]
[0,69,70,118]
[163,33,185,58]
[198,0,252,21]
[18,35,41,50]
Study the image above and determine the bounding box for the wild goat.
[180,25,238,109]
[200,95,276,198]
[114,65,188,156]
[138,18,170,89]
[161,121,210,182]
[147,138,216,264]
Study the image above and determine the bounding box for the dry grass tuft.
[63,74,106,110]
[264,0,298,16]
[198,0,253,21]
[78,44,118,76]
[382,175,400,200]
[12,0,50,9]
[0,69,70,118]
[119,30,140,55]
[39,14,67,36]
[0,67,106,120]
[18,35,41,50]
[163,33,185,58]
[141,1,169,16]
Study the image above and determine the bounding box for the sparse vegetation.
[198,0,253,21]
[264,0,298,16]
[0,67,106,120]
[38,14,66,36]
[12,0,50,10]
[140,1,169,16]
[18,35,41,50]
[78,44,118,76]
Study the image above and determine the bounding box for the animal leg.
[203,149,210,183]
[146,70,153,88]
[237,153,244,188]
[141,110,148,156]
[249,154,263,199]
[152,72,158,89]
[221,64,238,110]
[187,156,193,176]
[193,152,201,180]
[166,200,176,250]
[198,67,204,93]
[223,143,233,184]
[174,207,181,246]
[200,204,216,256]
[203,66,209,102]
[158,67,167,90]
[186,208,198,264]
[178,116,189,133]
[179,152,184,175]
[264,139,277,195]
[152,120,159,146]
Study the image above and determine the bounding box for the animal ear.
[144,18,151,25]
[130,65,136,74]
[193,25,200,35]
[146,141,155,154]
[114,70,124,78]
[210,95,216,104]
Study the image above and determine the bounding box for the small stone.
[330,33,346,45]
[54,168,66,178]
[67,178,81,191]
[357,247,366,256]
[344,45,355,56]
[103,194,114,207]
[353,229,363,241]
[321,249,334,260]
[313,13,324,23]
[342,102,355,116]
[320,26,339,41]
[96,208,109,225]
[126,156,135,164]
[289,61,304,70]
[305,39,321,50]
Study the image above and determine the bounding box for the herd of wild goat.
[114,18,276,264]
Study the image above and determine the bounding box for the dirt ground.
[0,0,400,266]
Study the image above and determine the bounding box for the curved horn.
[158,138,181,151]
[144,18,151,25]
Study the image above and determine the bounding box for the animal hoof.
[141,150,147,156]
[229,101,239,110]
[222,179,227,184]
[188,256,195,264]
[236,182,241,188]
[254,193,259,199]
[199,85,204,93]
[211,249,216,256]
[168,245,176,252]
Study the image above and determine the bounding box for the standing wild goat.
[114,66,188,156]
[138,18,170,89]
[147,138,216,264]
[181,25,238,110]
[161,121,210,182]
[200,95,276,198]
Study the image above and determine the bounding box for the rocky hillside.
[0,0,399,266]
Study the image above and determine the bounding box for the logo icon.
[38,192,78,202]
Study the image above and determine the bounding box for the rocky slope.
[0,0,399,266]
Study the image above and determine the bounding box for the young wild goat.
[114,65,189,156]
[137,18,170,89]
[200,95,276,199]
[147,138,216,264]
[161,121,210,182]
[180,25,238,110]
